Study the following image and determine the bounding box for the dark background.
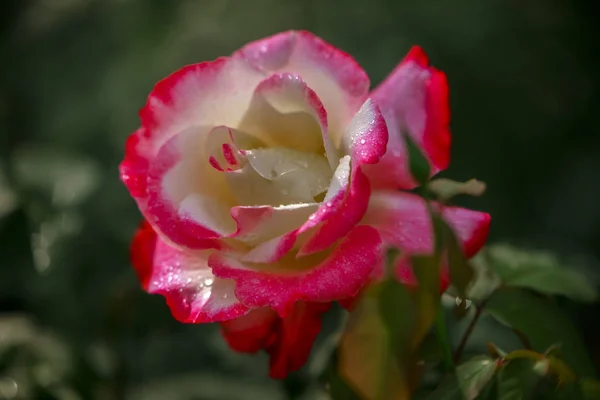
[1,0,599,399]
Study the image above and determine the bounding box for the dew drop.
[204,277,214,286]
[360,139,366,145]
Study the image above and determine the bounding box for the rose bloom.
[120,31,490,378]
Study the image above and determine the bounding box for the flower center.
[224,146,331,206]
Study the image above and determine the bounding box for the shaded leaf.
[339,295,410,400]
[442,220,475,299]
[423,374,464,400]
[404,133,431,186]
[424,357,496,400]
[485,245,597,302]
[378,277,415,358]
[486,343,507,359]
[496,358,540,400]
[412,254,443,343]
[456,356,497,400]
[466,252,502,304]
[485,288,595,377]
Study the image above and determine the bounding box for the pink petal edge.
[209,225,383,317]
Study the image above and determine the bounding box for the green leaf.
[487,343,507,359]
[339,295,410,400]
[423,374,464,400]
[456,356,497,400]
[485,288,595,377]
[441,220,475,299]
[404,132,431,186]
[466,252,502,304]
[412,254,444,344]
[424,357,497,400]
[427,178,487,202]
[378,278,415,358]
[496,358,541,400]
[485,245,597,302]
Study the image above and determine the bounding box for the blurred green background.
[1,0,599,398]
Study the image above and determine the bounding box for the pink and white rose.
[120,31,490,378]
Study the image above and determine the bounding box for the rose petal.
[220,302,331,379]
[340,99,389,166]
[145,127,237,249]
[298,165,371,256]
[139,57,264,151]
[231,203,318,264]
[120,57,264,217]
[441,205,492,258]
[227,147,331,205]
[266,301,331,378]
[130,221,248,323]
[235,31,370,144]
[239,73,327,153]
[228,156,352,264]
[209,225,382,316]
[297,100,388,255]
[362,190,491,286]
[220,307,279,353]
[366,46,451,189]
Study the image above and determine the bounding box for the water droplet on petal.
[205,277,214,286]
[360,139,366,145]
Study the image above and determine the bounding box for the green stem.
[435,307,454,371]
[453,303,484,363]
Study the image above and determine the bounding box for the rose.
[120,31,490,378]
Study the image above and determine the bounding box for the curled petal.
[130,221,248,323]
[298,165,371,256]
[367,46,450,189]
[210,225,382,316]
[238,72,329,156]
[298,100,388,256]
[235,31,370,143]
[340,99,389,166]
